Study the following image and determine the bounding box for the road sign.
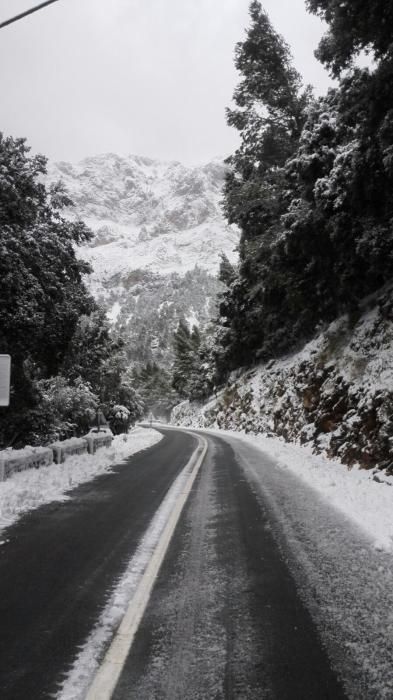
[0,355,11,406]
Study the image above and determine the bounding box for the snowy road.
[0,429,196,699]
[0,427,392,698]
[112,430,345,699]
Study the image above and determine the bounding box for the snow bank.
[202,428,393,552]
[0,428,162,533]
[0,445,52,460]
[224,432,393,699]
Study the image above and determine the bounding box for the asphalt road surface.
[0,429,197,699]
[113,430,345,700]
[0,427,348,699]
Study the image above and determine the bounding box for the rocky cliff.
[172,286,393,472]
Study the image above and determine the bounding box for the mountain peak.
[46,153,238,283]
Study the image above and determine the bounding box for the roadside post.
[0,355,11,407]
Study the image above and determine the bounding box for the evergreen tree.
[172,320,202,398]
[306,0,393,76]
[225,0,310,237]
[0,134,117,446]
[219,1,311,370]
[132,362,178,418]
[218,254,236,287]
[172,319,193,397]
[210,1,393,380]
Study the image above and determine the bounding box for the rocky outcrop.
[172,288,393,472]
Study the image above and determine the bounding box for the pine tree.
[218,254,236,287]
[172,320,193,397]
[219,1,311,370]
[225,0,310,237]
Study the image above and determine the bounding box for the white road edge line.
[85,432,208,700]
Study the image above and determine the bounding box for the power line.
[0,0,61,30]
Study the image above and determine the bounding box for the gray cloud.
[0,0,332,163]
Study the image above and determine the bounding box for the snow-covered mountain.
[47,153,238,290]
[47,153,239,366]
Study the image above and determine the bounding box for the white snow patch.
[106,301,122,324]
[186,308,199,329]
[0,428,162,533]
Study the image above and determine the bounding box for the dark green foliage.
[213,1,393,380]
[224,1,310,238]
[172,319,201,398]
[132,362,177,419]
[217,1,312,372]
[0,136,94,374]
[306,0,393,76]
[218,254,237,287]
[106,266,222,369]
[0,134,129,446]
[32,376,98,443]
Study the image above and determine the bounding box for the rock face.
[172,287,393,471]
[47,153,238,285]
[47,153,239,366]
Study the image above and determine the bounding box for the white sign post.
[0,355,11,406]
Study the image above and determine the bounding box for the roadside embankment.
[173,287,393,472]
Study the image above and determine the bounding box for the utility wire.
[0,0,61,30]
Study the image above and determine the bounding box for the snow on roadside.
[57,441,199,700]
[0,428,162,533]
[198,427,393,552]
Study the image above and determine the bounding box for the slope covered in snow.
[47,153,238,288]
[47,153,238,369]
[172,285,393,471]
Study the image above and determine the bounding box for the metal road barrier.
[0,447,53,481]
[0,432,114,481]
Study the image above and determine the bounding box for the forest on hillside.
[0,135,145,447]
[174,0,393,401]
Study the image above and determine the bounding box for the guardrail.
[85,433,113,454]
[0,431,114,481]
[50,437,89,464]
[0,447,53,482]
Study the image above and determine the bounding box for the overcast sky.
[0,0,333,164]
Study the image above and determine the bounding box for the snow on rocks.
[0,428,162,533]
[173,287,393,471]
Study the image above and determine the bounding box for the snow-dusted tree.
[32,376,98,443]
[218,1,312,370]
[306,0,393,77]
[224,0,310,236]
[132,363,178,418]
[61,311,118,390]
[218,254,237,287]
[0,133,113,446]
[172,319,202,398]
[108,405,131,434]
[210,0,393,377]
